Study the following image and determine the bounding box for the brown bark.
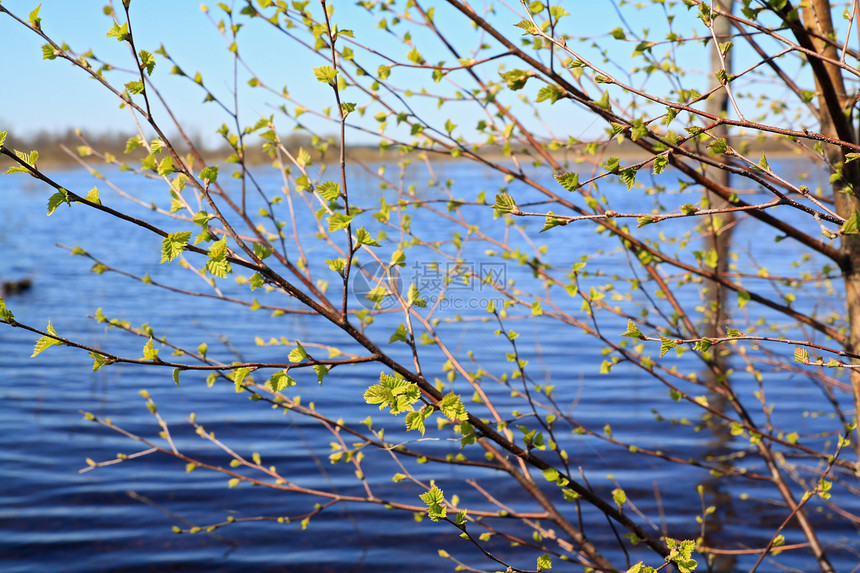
[799,0,860,465]
[704,0,735,340]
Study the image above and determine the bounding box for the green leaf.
[493,193,517,215]
[32,319,64,357]
[28,4,42,27]
[419,485,447,521]
[609,27,625,40]
[390,249,406,267]
[0,297,15,321]
[5,149,39,174]
[125,80,144,95]
[355,227,381,247]
[612,488,626,508]
[266,370,296,392]
[41,43,58,60]
[252,242,272,260]
[407,47,425,64]
[233,367,249,392]
[794,346,809,363]
[326,259,346,274]
[537,553,552,570]
[317,181,341,202]
[199,165,219,184]
[540,211,566,232]
[139,50,156,75]
[666,538,698,573]
[621,320,644,339]
[554,171,580,191]
[659,335,677,357]
[328,212,353,232]
[708,138,728,154]
[157,156,174,176]
[653,155,669,174]
[161,231,192,263]
[407,283,427,308]
[106,22,129,42]
[842,210,860,235]
[313,65,338,84]
[83,187,101,205]
[47,188,71,215]
[205,237,232,278]
[595,91,611,111]
[143,337,159,361]
[438,392,467,421]
[90,351,107,371]
[405,406,433,435]
[737,290,750,309]
[364,372,421,414]
[536,85,564,104]
[619,167,637,190]
[313,363,328,385]
[500,69,533,90]
[389,323,409,343]
[289,340,308,363]
[125,135,143,153]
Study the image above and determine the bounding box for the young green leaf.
[355,227,381,247]
[493,193,517,215]
[32,319,65,357]
[161,231,192,263]
[540,211,566,232]
[199,165,219,185]
[438,392,467,421]
[328,212,353,232]
[621,320,644,339]
[554,171,580,191]
[658,335,677,357]
[313,65,338,84]
[47,188,71,215]
[206,237,232,278]
[842,210,860,235]
[364,372,421,414]
[106,22,130,42]
[143,337,159,361]
[537,553,552,570]
[419,485,447,521]
[0,297,15,321]
[407,283,426,308]
[289,341,308,363]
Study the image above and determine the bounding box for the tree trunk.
[801,0,860,465]
[704,0,735,341]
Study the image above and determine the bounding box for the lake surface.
[1,161,859,571]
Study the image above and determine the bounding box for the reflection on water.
[0,164,858,571]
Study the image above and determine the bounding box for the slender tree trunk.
[800,0,860,465]
[704,0,735,341]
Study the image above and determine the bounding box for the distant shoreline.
[0,129,804,171]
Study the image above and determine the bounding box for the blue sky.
[0,1,730,146]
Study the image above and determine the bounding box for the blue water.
[1,162,859,571]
